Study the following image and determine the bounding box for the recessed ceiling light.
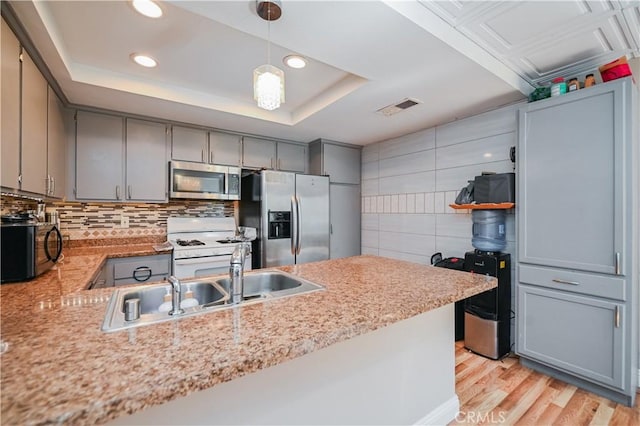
[132,0,163,18]
[283,55,307,69]
[130,53,157,68]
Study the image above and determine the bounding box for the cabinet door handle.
[615,306,620,328]
[552,278,579,286]
[615,252,621,275]
[202,149,205,163]
[46,175,51,195]
[270,158,274,169]
[51,177,55,196]
[116,186,121,200]
[278,158,282,170]
[127,185,132,199]
[210,151,214,164]
[133,266,152,282]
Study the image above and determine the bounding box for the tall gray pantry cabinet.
[309,139,362,259]
[516,77,638,406]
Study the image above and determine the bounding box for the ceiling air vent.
[376,98,422,117]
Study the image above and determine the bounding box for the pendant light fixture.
[253,0,285,111]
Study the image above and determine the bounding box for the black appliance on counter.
[431,253,466,341]
[463,250,511,360]
[1,220,63,283]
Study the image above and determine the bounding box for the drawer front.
[519,264,625,301]
[112,255,170,281]
[113,274,168,286]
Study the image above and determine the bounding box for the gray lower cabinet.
[516,77,637,405]
[1,17,20,190]
[105,254,171,287]
[75,111,124,200]
[329,184,361,259]
[125,119,167,202]
[518,283,624,391]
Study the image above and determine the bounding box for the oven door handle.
[174,256,232,266]
[44,226,63,262]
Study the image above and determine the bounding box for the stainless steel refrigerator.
[239,170,329,268]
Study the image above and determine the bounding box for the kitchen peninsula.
[0,251,496,425]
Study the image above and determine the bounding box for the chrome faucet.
[229,242,250,304]
[167,276,184,316]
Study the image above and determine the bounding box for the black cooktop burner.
[176,239,205,247]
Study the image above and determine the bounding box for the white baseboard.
[414,395,460,426]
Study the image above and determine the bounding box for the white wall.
[360,101,525,336]
[111,305,458,425]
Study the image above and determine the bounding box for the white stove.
[167,217,252,279]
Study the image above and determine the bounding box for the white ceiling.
[7,1,640,146]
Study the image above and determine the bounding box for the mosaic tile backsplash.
[1,195,235,241]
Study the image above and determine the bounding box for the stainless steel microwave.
[169,161,240,200]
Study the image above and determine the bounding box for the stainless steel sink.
[215,270,324,302]
[102,280,229,332]
[102,271,324,332]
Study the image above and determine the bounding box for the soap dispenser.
[158,289,173,313]
[180,285,199,309]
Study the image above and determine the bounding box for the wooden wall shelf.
[449,202,515,210]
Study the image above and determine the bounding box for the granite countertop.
[0,246,496,425]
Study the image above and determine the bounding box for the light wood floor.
[450,341,640,425]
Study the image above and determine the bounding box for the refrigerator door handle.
[291,196,297,255]
[295,195,302,255]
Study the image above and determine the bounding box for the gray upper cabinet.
[243,136,276,169]
[516,77,637,406]
[277,142,306,173]
[77,114,168,202]
[171,126,207,163]
[126,119,167,202]
[209,131,241,166]
[171,127,241,167]
[1,18,20,190]
[75,111,124,200]
[20,50,48,195]
[47,87,66,198]
[1,18,67,197]
[323,143,361,184]
[518,83,625,275]
[309,139,361,184]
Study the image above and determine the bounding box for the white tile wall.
[378,128,435,159]
[435,160,513,192]
[379,150,435,177]
[379,171,436,194]
[361,102,523,332]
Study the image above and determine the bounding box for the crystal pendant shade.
[253,64,285,111]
